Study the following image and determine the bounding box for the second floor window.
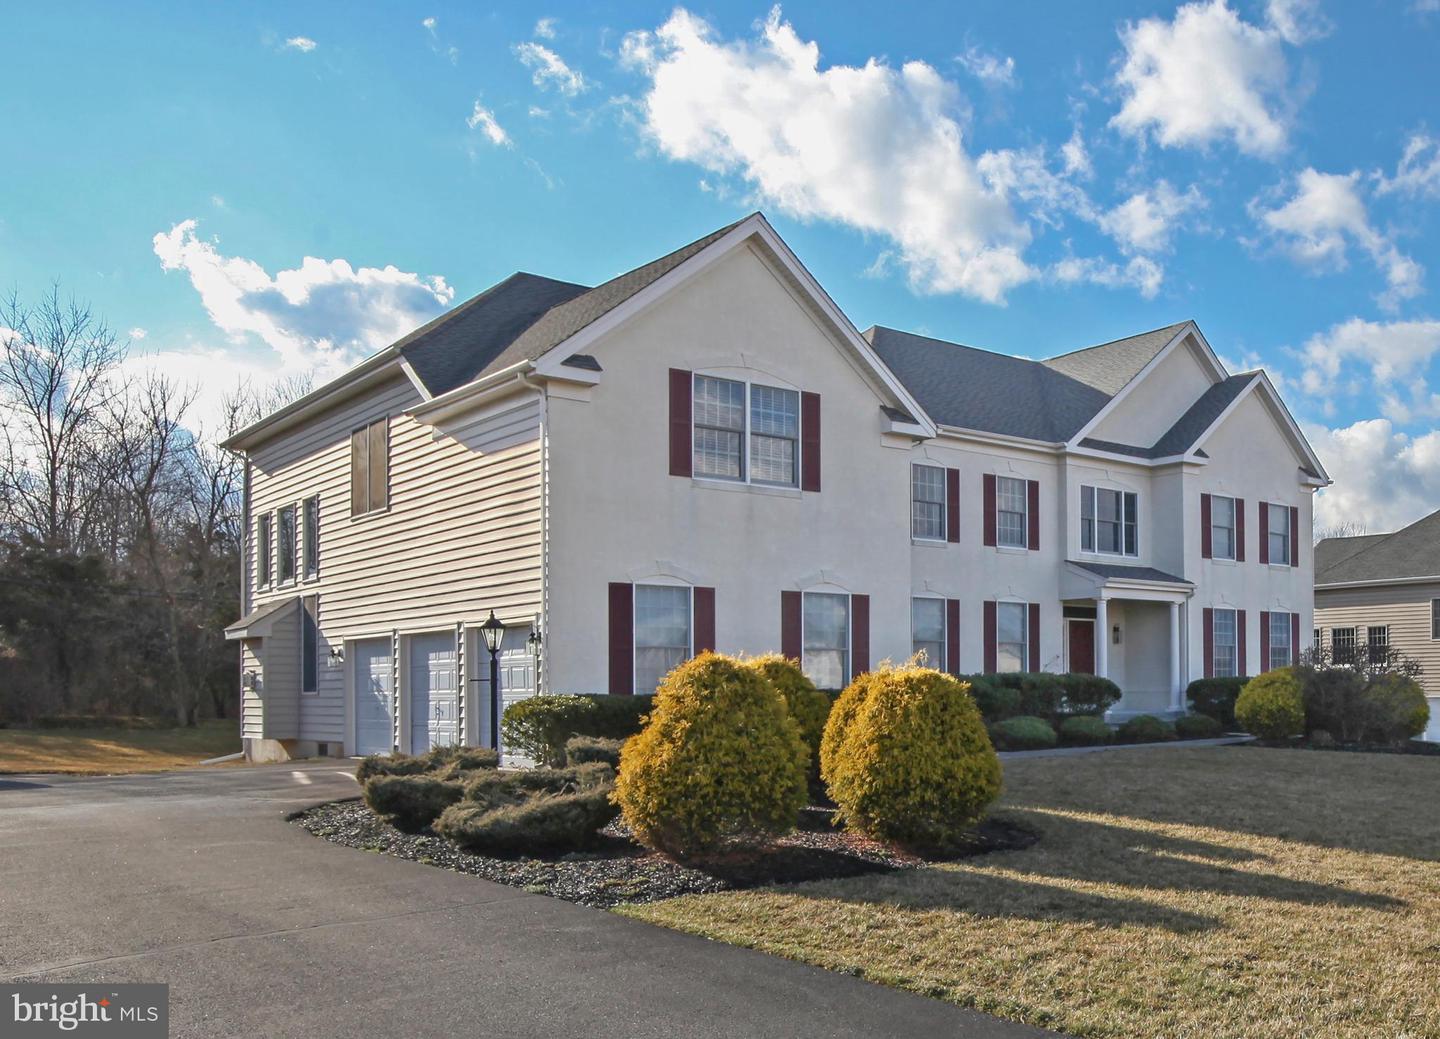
[911,464,946,540]
[1267,503,1292,565]
[278,505,296,584]
[1213,608,1238,677]
[1333,626,1356,665]
[803,591,849,690]
[1210,495,1237,560]
[1081,486,1138,556]
[996,476,1028,548]
[350,418,389,516]
[692,375,799,486]
[911,597,945,667]
[303,495,319,579]
[1269,612,1292,669]
[634,584,691,695]
[749,384,799,485]
[257,513,273,588]
[1367,625,1389,665]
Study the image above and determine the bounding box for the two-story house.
[224,213,1329,762]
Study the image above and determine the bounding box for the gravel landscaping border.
[294,800,1038,909]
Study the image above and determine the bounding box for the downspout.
[239,456,252,744]
[518,370,548,694]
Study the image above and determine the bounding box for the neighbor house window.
[277,504,296,584]
[1081,486,1138,556]
[303,495,319,579]
[995,476,1028,548]
[1333,626,1357,665]
[1432,599,1440,640]
[692,375,800,486]
[803,592,849,690]
[996,601,1028,673]
[1313,627,1322,652]
[748,384,799,486]
[301,594,318,694]
[350,418,389,516]
[911,597,945,667]
[1211,495,1237,560]
[633,584,691,695]
[257,513,273,588]
[1213,608,1238,677]
[1268,503,1292,565]
[1269,612,1292,669]
[911,464,946,540]
[1367,625,1389,665]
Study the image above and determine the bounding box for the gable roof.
[1076,372,1260,459]
[1040,322,1191,395]
[1316,509,1440,585]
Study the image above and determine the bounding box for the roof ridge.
[1042,320,1191,363]
[1318,511,1440,577]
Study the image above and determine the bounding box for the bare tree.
[1314,520,1370,545]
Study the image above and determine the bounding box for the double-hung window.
[1081,486,1138,556]
[692,375,800,486]
[911,597,945,667]
[1269,612,1292,669]
[303,495,319,579]
[996,601,1028,672]
[1367,625,1390,665]
[350,418,388,516]
[301,594,319,693]
[1333,626,1357,665]
[995,476,1028,548]
[1268,503,1292,565]
[633,584,691,695]
[911,464,946,540]
[277,504,297,584]
[1210,495,1237,560]
[1213,608,1238,677]
[1431,599,1440,640]
[257,513,273,588]
[1313,627,1322,652]
[803,592,849,690]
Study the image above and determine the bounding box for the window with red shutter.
[668,369,692,478]
[608,583,634,695]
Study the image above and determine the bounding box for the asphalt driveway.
[0,761,1055,1039]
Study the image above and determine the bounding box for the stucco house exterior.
[223,213,1330,762]
[1315,511,1440,741]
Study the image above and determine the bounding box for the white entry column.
[1095,597,1109,679]
[1168,601,1183,711]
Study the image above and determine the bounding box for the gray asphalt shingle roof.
[1315,510,1440,584]
[1069,561,1192,584]
[1041,322,1189,395]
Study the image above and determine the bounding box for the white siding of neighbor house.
[244,372,545,748]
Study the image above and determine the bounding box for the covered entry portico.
[1062,561,1193,718]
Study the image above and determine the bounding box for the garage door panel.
[353,639,394,757]
[410,633,458,755]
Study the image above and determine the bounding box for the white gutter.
[1316,574,1440,590]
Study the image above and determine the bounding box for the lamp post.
[480,611,505,755]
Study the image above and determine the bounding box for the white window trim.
[632,582,694,696]
[277,502,299,587]
[1210,494,1237,562]
[995,598,1029,673]
[801,589,852,687]
[1268,610,1293,668]
[1080,485,1139,558]
[691,373,802,490]
[1213,606,1239,678]
[994,475,1029,550]
[1267,502,1293,566]
[349,417,390,521]
[910,595,947,668]
[302,494,320,582]
[911,463,947,543]
[257,512,274,590]
[1431,599,1440,641]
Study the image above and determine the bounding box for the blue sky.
[3,1,1439,530]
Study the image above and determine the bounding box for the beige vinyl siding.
[1314,581,1440,697]
[245,374,545,745]
[240,640,264,739]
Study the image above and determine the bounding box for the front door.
[1068,619,1096,674]
[353,638,394,756]
[409,633,459,754]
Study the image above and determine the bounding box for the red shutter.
[608,582,634,695]
[781,590,802,661]
[800,391,821,492]
[945,468,961,543]
[1027,480,1040,551]
[1236,498,1246,562]
[851,594,870,678]
[1258,502,1270,564]
[1237,609,1248,676]
[668,369,692,478]
[1203,608,1215,678]
[1260,611,1271,672]
[983,600,997,672]
[1027,602,1041,672]
[945,598,961,675]
[1200,493,1212,559]
[1290,507,1300,567]
[1290,613,1300,663]
[982,474,997,547]
[694,586,716,654]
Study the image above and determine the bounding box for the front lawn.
[623,746,1440,1039]
[0,719,240,774]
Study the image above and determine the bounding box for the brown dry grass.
[622,746,1440,1038]
[0,719,241,774]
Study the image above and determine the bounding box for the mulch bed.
[294,800,1037,910]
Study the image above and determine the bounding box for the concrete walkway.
[0,762,1059,1039]
[1000,735,1254,759]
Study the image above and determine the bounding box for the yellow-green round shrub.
[1235,667,1305,742]
[614,652,807,858]
[818,668,887,788]
[745,654,830,773]
[823,665,1002,852]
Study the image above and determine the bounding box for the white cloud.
[1265,0,1332,44]
[1254,168,1424,309]
[1060,128,1092,179]
[1296,316,1440,428]
[128,327,147,340]
[1099,181,1206,254]
[422,16,436,30]
[534,17,557,39]
[1308,418,1440,532]
[152,219,453,370]
[515,41,589,96]
[422,16,459,64]
[466,102,512,147]
[1053,255,1165,298]
[284,36,317,53]
[1375,132,1440,199]
[1110,0,1295,158]
[621,7,1035,303]
[956,46,1015,87]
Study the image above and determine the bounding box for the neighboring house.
[1315,511,1440,741]
[223,213,1329,762]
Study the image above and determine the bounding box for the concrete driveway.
[0,761,1056,1039]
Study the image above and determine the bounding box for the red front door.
[1068,619,1095,674]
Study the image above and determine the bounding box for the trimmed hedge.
[964,676,1021,723]
[355,744,498,784]
[502,694,654,766]
[1235,667,1305,742]
[960,672,1121,723]
[1174,713,1224,740]
[363,774,464,832]
[615,653,807,858]
[436,788,618,855]
[565,736,624,768]
[1058,715,1113,746]
[1186,677,1248,729]
[822,666,1002,853]
[745,654,831,777]
[989,715,1059,750]
[1118,714,1176,744]
[462,762,613,812]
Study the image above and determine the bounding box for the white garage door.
[1426,696,1440,743]
[410,633,459,755]
[353,638,394,756]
